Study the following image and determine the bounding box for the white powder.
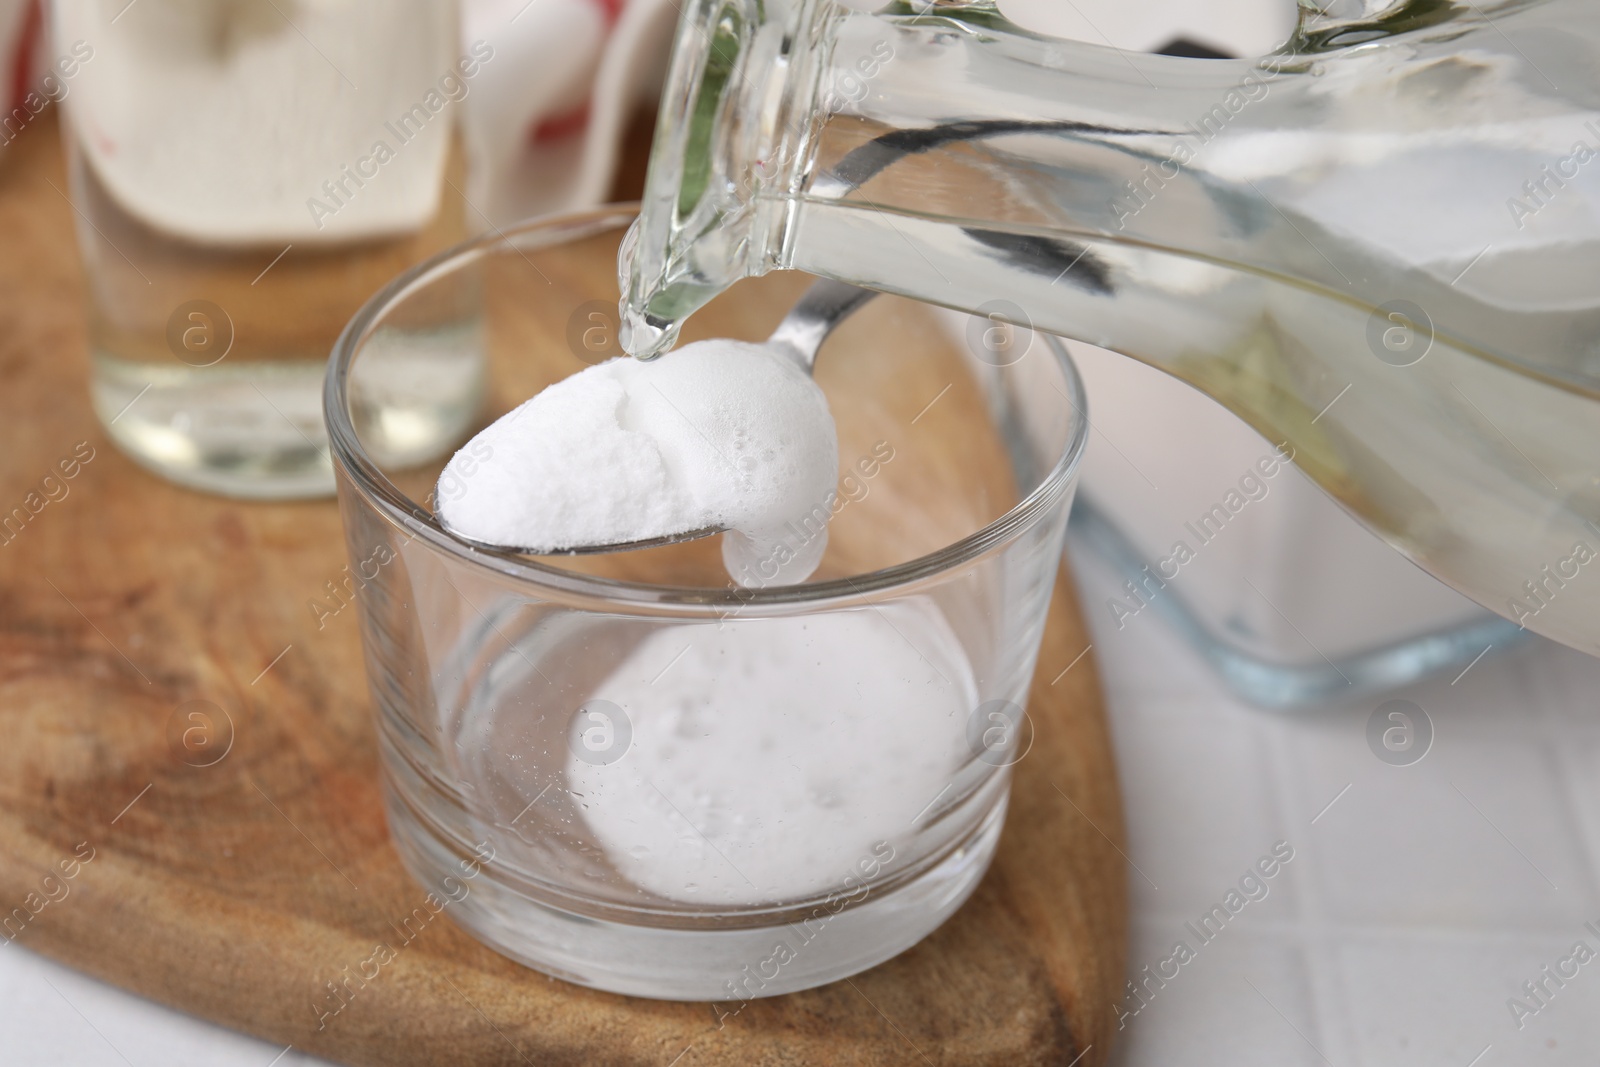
[566,606,976,906]
[57,0,455,244]
[437,339,840,586]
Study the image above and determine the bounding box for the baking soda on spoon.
[437,338,839,586]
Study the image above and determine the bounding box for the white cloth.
[460,0,676,223]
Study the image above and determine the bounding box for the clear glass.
[55,0,482,499]
[620,0,1600,657]
[325,206,1088,999]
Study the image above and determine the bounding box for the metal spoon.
[442,278,878,556]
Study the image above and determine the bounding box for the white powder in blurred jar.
[437,339,840,586]
[56,0,458,244]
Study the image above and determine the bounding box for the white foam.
[566,607,976,906]
[436,339,839,586]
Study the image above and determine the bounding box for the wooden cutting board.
[0,116,1126,1066]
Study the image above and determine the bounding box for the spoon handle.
[766,279,878,371]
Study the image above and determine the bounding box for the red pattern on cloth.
[527,0,624,145]
[6,0,41,115]
[532,99,592,143]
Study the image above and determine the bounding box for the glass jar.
[56,0,480,498]
[324,206,1088,998]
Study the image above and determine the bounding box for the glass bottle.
[56,0,483,499]
[620,0,1600,655]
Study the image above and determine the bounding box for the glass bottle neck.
[620,0,1286,357]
